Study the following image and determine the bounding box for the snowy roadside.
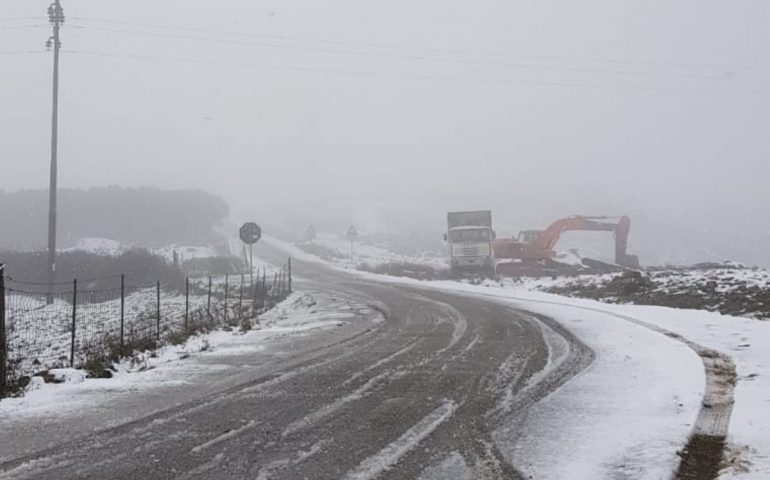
[495,291,768,480]
[272,236,769,479]
[0,290,380,460]
[275,233,446,271]
[408,285,766,479]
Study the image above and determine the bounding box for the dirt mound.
[546,267,770,319]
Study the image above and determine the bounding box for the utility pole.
[46,1,64,303]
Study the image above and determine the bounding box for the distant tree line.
[0,187,229,250]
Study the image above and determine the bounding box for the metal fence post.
[185,277,189,330]
[0,264,7,396]
[207,276,212,322]
[70,279,77,367]
[253,268,259,310]
[238,270,244,320]
[120,274,125,351]
[288,258,292,294]
[156,281,161,342]
[224,273,229,324]
[262,269,266,304]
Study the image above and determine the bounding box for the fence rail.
[0,259,293,397]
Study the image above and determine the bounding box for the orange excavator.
[492,215,639,275]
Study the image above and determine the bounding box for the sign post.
[239,222,262,286]
[305,224,316,242]
[346,225,358,263]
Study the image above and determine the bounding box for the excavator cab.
[518,230,543,244]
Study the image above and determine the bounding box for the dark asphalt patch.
[676,434,726,480]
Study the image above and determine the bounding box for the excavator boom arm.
[492,215,639,273]
[538,215,636,266]
[538,216,616,252]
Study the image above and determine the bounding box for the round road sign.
[240,222,262,245]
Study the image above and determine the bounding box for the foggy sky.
[1,1,769,265]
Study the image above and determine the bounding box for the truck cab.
[445,211,495,272]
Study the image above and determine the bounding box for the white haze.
[1,1,768,265]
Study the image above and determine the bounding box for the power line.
[0,50,46,55]
[68,16,770,73]
[0,16,46,22]
[0,24,50,30]
[64,24,770,84]
[64,49,766,96]
[68,16,504,59]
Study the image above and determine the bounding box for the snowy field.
[62,236,287,279]
[64,237,219,263]
[275,235,770,480]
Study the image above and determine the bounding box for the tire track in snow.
[417,294,468,353]
[515,312,571,394]
[254,440,329,480]
[0,453,74,480]
[341,334,424,387]
[281,370,405,437]
[172,452,225,480]
[340,400,458,480]
[190,420,260,453]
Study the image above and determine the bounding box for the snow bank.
[495,294,703,479]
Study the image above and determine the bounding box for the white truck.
[444,210,495,272]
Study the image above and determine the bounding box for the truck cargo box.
[447,211,492,230]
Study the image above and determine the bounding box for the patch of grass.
[78,334,159,378]
[83,355,114,379]
[166,329,192,346]
[1,360,26,398]
[182,255,245,276]
[240,318,253,332]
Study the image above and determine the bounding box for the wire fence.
[0,259,293,396]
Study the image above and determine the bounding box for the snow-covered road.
[1,245,586,480]
[272,235,769,479]
[2,236,766,479]
[0,289,383,464]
